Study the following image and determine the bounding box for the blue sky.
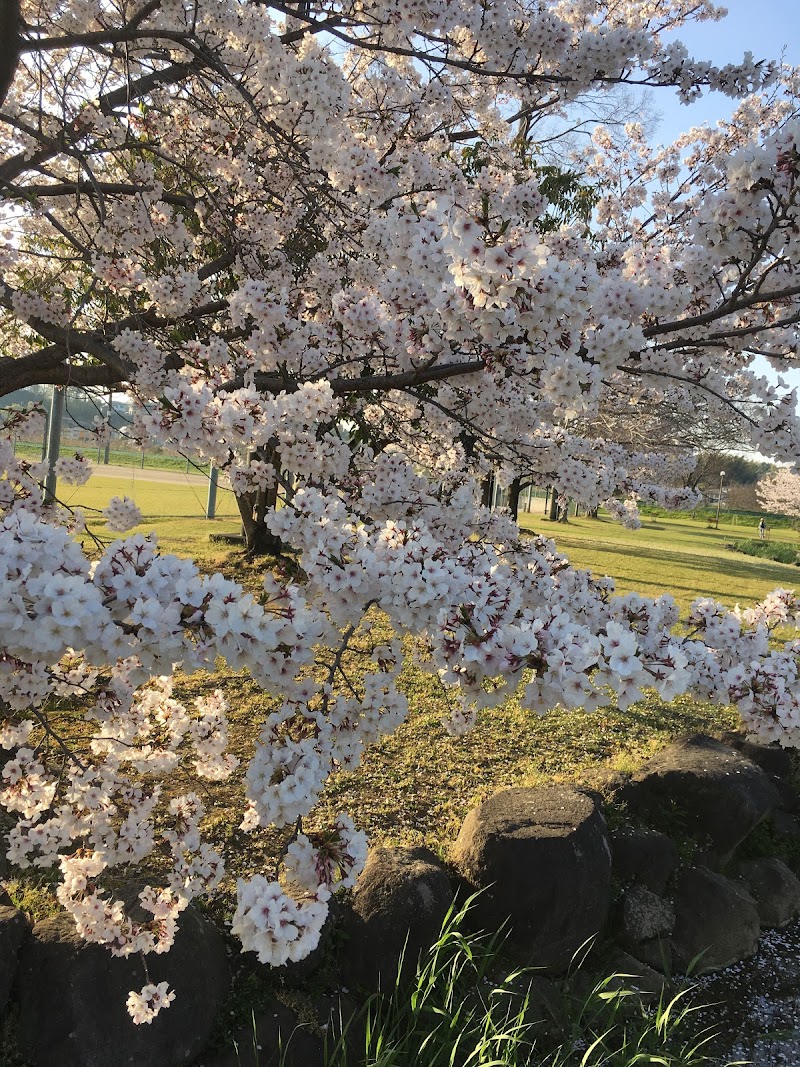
[653,2,800,400]
[655,0,800,145]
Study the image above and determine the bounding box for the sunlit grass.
[519,510,800,614]
[61,472,242,527]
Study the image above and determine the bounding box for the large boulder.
[624,735,780,865]
[0,906,30,1011]
[620,885,675,946]
[671,866,761,974]
[731,857,800,929]
[338,846,454,991]
[204,1000,324,1067]
[611,826,679,893]
[451,786,612,971]
[18,904,230,1067]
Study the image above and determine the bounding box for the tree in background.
[2,0,800,1023]
[758,468,800,519]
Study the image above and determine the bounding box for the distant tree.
[758,469,800,519]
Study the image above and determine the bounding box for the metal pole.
[43,385,65,504]
[41,406,49,460]
[103,388,111,464]
[206,465,219,519]
[714,470,726,529]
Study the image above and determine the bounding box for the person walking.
[759,517,766,540]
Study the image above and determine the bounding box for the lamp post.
[714,469,726,529]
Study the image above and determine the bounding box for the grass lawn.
[519,509,800,614]
[46,495,798,865]
[60,472,242,525]
[13,489,800,889]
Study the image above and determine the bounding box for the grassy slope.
[89,503,798,865]
[60,473,242,523]
[14,495,800,882]
[6,491,797,1061]
[520,510,800,613]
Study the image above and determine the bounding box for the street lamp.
[714,470,726,529]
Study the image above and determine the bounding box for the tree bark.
[548,487,559,521]
[481,472,494,509]
[0,0,19,108]
[508,477,522,522]
[236,487,285,557]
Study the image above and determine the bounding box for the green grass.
[319,897,738,1067]
[6,500,791,1061]
[519,510,800,614]
[57,472,242,524]
[13,438,205,473]
[729,539,800,566]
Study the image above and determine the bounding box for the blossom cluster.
[2,0,800,1029]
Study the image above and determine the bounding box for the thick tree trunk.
[0,0,20,108]
[236,483,285,557]
[481,472,494,509]
[508,477,522,522]
[548,487,559,522]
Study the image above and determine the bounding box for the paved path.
[90,463,226,486]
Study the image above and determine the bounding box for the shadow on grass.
[554,539,800,602]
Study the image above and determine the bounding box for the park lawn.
[60,472,242,525]
[83,504,798,856]
[11,493,795,911]
[519,510,800,614]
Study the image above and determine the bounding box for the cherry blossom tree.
[758,467,800,518]
[3,0,800,1023]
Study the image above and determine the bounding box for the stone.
[276,896,338,985]
[634,936,672,973]
[18,903,230,1067]
[0,906,30,1012]
[338,846,454,991]
[731,857,800,929]
[604,949,668,1007]
[625,735,780,865]
[202,1000,324,1067]
[313,992,368,1065]
[772,810,800,838]
[720,732,795,780]
[611,826,679,893]
[671,866,761,974]
[621,885,675,945]
[451,785,612,972]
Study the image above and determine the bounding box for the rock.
[0,906,30,1011]
[338,846,454,991]
[451,786,612,972]
[671,866,761,974]
[611,826,679,893]
[772,811,800,839]
[634,936,672,973]
[731,857,800,929]
[276,897,338,985]
[621,885,675,945]
[501,973,561,1032]
[313,992,367,1065]
[604,949,668,1006]
[18,904,230,1067]
[625,735,780,865]
[203,1000,324,1067]
[720,732,795,780]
